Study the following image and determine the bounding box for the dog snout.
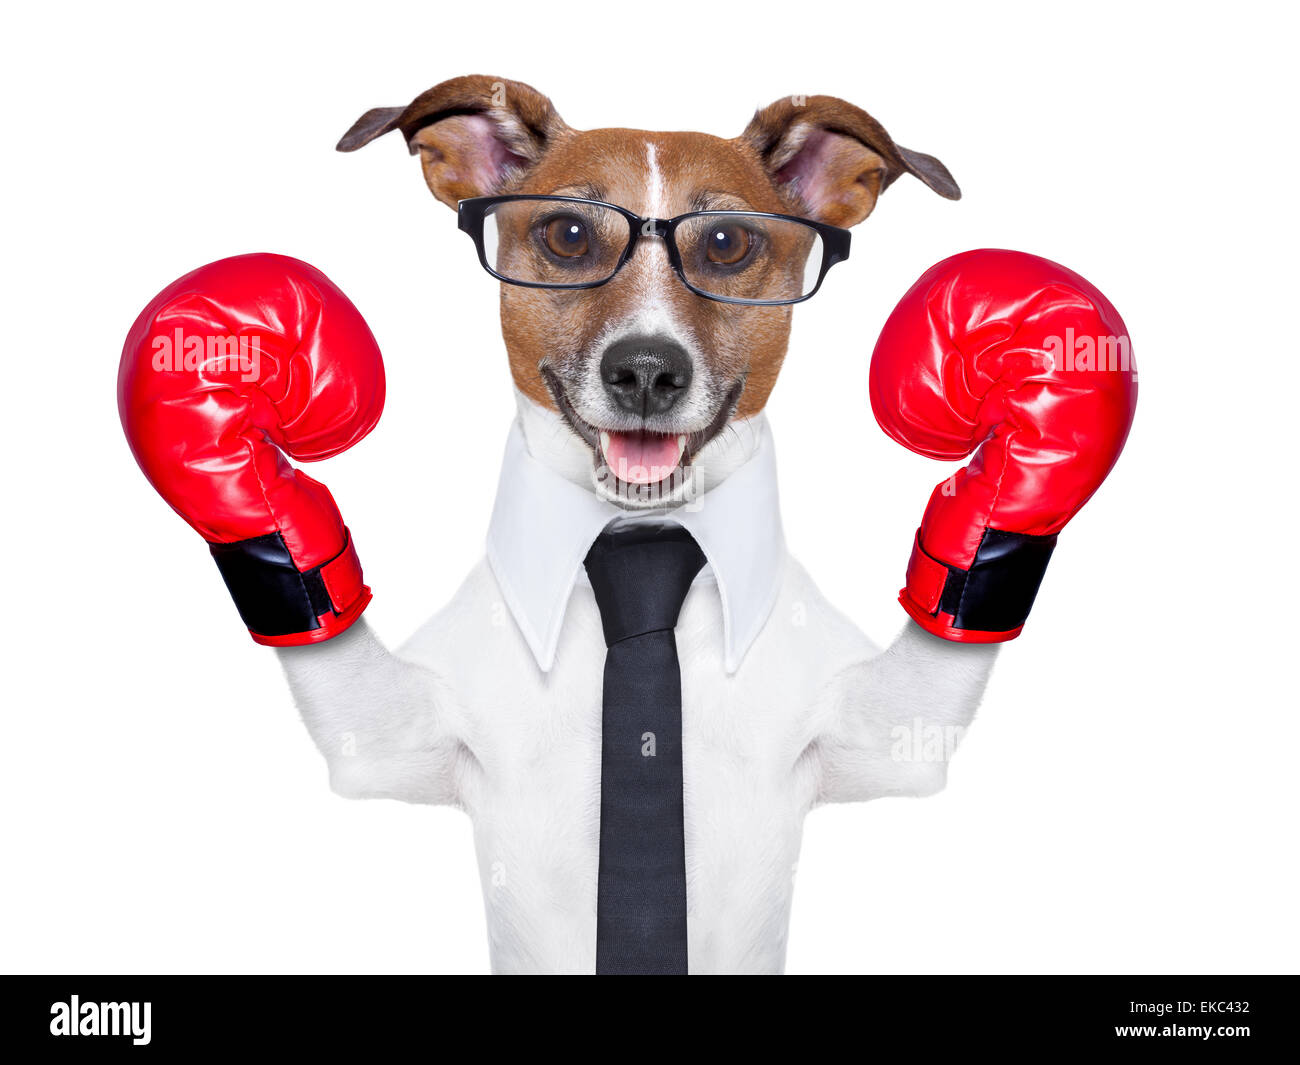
[600,336,693,417]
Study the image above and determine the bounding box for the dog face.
[340,76,958,506]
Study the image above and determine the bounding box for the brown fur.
[339,77,958,421]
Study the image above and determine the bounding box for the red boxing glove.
[870,249,1137,643]
[119,253,385,646]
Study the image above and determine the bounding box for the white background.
[2,0,1296,975]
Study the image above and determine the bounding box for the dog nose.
[600,336,693,417]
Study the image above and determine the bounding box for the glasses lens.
[482,199,628,287]
[675,213,824,304]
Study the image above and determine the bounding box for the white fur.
[276,401,998,974]
[646,140,664,217]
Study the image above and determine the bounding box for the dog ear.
[336,107,406,151]
[336,75,570,209]
[738,95,959,227]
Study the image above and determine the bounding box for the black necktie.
[584,522,706,975]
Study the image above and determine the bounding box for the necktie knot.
[584,523,706,646]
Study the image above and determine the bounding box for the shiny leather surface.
[119,253,385,639]
[870,248,1137,638]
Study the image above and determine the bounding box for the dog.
[275,75,999,974]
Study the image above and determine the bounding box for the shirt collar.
[485,415,786,675]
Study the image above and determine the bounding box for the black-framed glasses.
[457,195,851,306]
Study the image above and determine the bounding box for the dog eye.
[541,216,590,258]
[705,223,752,266]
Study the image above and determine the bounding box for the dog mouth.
[541,368,743,490]
[597,427,689,485]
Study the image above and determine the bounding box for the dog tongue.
[600,430,684,485]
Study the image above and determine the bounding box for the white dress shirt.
[316,407,989,974]
[485,413,786,675]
